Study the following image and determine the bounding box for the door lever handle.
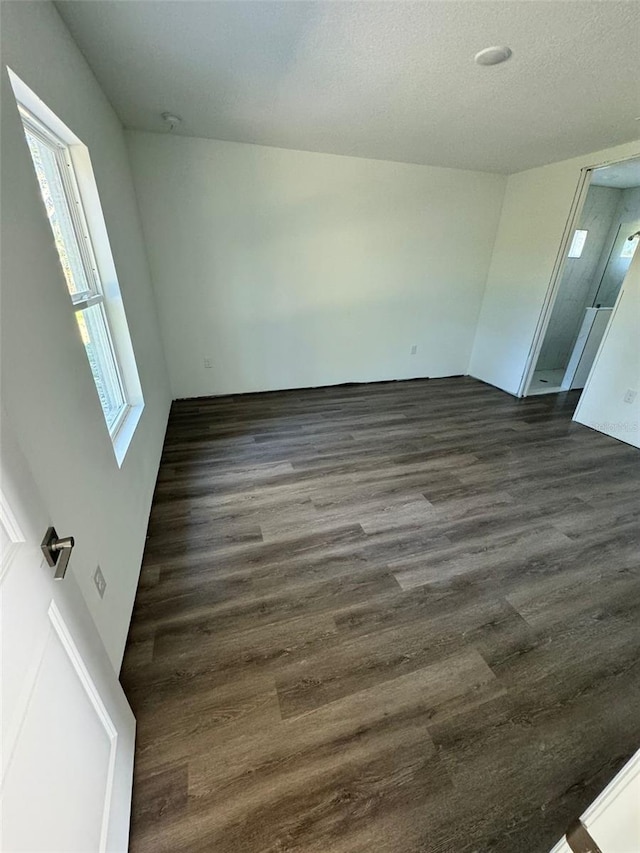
[41,526,75,580]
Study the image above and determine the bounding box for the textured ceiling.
[55,0,640,174]
[591,157,640,189]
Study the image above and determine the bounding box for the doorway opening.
[524,155,640,398]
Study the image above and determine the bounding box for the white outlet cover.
[94,565,106,598]
[623,389,637,404]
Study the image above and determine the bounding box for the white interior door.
[549,748,640,852]
[1,408,135,852]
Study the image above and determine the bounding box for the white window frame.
[9,69,144,466]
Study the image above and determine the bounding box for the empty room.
[2,2,640,852]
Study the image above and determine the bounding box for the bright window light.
[620,235,639,260]
[568,229,588,258]
[21,116,129,433]
[9,68,144,466]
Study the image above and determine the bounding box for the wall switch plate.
[203,358,213,369]
[624,389,637,404]
[94,565,106,599]
[410,345,418,355]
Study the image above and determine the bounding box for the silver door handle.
[41,526,75,580]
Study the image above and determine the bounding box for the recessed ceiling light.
[475,46,513,67]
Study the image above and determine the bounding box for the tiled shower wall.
[537,184,639,371]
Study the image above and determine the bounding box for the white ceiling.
[55,0,640,174]
[591,157,640,189]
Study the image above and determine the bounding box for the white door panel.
[1,408,135,852]
[549,748,640,851]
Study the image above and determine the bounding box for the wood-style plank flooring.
[120,377,640,853]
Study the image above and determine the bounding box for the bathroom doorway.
[525,156,640,397]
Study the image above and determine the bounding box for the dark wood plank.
[121,377,640,853]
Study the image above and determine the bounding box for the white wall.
[469,141,640,396]
[1,1,172,669]
[126,131,506,398]
[574,251,640,448]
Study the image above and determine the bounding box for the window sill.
[111,403,144,468]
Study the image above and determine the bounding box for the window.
[10,70,143,465]
[620,235,639,260]
[567,229,588,259]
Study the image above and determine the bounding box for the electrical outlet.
[624,389,637,404]
[94,565,106,599]
[203,358,213,369]
[410,345,418,356]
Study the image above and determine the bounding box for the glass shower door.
[592,220,640,307]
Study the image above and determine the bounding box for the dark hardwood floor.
[120,377,640,853]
